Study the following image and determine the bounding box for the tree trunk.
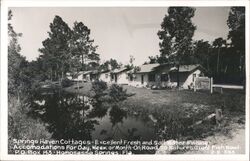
[177,64,180,88]
[61,71,64,85]
[50,68,53,82]
[55,70,57,81]
[224,65,228,74]
[82,54,84,70]
[207,48,210,72]
[207,57,209,72]
[17,90,20,104]
[216,48,220,74]
[61,63,64,84]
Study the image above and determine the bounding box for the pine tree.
[158,7,196,87]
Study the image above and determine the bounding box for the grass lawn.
[65,82,245,118]
[121,85,245,119]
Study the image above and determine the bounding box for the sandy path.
[185,124,245,154]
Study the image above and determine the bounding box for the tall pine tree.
[158,7,196,87]
[39,15,72,81]
[70,21,99,72]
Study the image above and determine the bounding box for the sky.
[10,7,230,65]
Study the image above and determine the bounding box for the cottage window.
[161,74,169,81]
[148,73,156,82]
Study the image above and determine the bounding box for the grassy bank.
[122,86,245,140]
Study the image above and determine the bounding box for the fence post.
[210,77,213,94]
[220,87,223,94]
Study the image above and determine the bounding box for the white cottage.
[84,70,99,82]
[168,64,206,89]
[130,63,206,89]
[111,67,130,84]
[66,71,85,82]
[128,63,160,87]
[66,70,99,82]
[99,70,112,83]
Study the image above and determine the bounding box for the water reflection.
[30,91,97,140]
[109,105,127,127]
[29,90,156,143]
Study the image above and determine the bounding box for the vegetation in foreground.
[8,96,52,153]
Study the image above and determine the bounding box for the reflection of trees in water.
[109,105,127,127]
[30,91,99,140]
[87,101,108,119]
[107,105,141,140]
[27,87,158,154]
[30,90,140,141]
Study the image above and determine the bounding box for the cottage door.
[141,75,144,84]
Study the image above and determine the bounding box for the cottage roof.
[170,64,202,72]
[82,71,92,75]
[77,70,98,75]
[112,67,130,74]
[100,70,110,74]
[136,63,160,73]
[153,63,172,74]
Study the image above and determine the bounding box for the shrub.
[91,80,108,98]
[109,84,129,102]
[156,109,189,140]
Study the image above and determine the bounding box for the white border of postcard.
[1,0,249,161]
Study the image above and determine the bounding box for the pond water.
[29,90,157,154]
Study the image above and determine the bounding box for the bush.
[109,84,129,102]
[91,80,108,98]
[156,109,190,140]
